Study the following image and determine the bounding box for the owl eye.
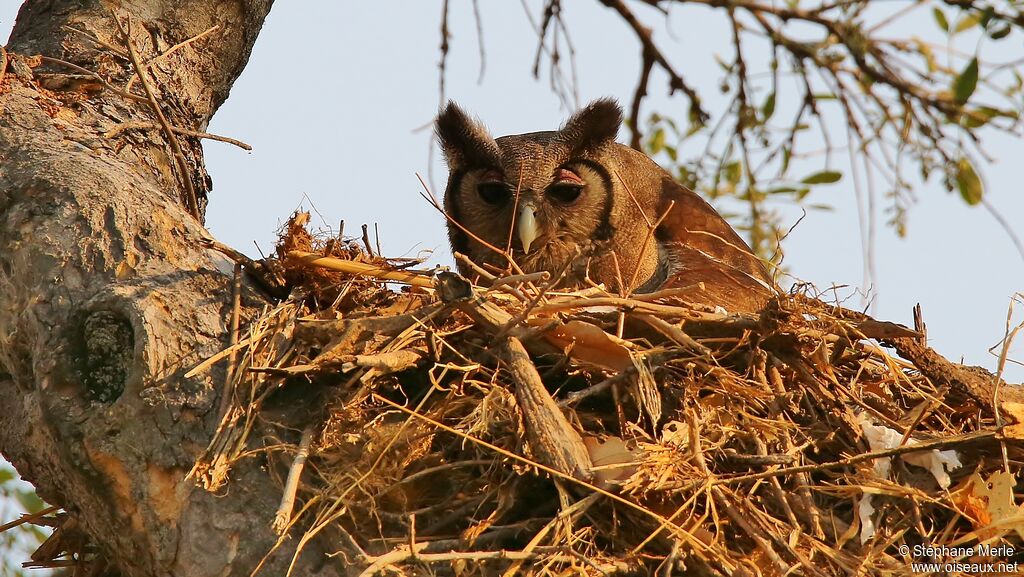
[547,183,583,204]
[477,181,512,205]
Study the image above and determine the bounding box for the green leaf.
[801,170,843,185]
[962,106,1005,128]
[761,92,777,121]
[955,157,983,205]
[723,161,742,186]
[990,24,1011,40]
[933,7,949,31]
[781,147,792,174]
[979,6,995,28]
[713,54,731,72]
[15,488,45,514]
[915,38,937,73]
[664,144,678,162]
[953,13,979,34]
[687,104,705,133]
[0,468,14,484]
[649,128,665,155]
[952,58,979,104]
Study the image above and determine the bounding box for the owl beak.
[517,203,539,254]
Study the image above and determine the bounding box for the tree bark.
[0,1,346,575]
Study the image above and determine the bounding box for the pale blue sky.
[1,0,1021,381]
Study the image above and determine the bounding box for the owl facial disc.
[435,98,776,312]
[517,202,539,254]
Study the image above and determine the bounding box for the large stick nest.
[187,213,1024,576]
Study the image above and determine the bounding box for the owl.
[435,98,775,313]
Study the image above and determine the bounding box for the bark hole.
[73,310,134,403]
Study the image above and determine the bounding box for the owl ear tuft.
[558,98,623,154]
[435,102,502,169]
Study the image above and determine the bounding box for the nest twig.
[183,212,1024,576]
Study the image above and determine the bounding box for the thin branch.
[719,429,997,486]
[126,25,220,92]
[113,14,201,219]
[471,0,486,83]
[981,198,1024,264]
[272,425,316,534]
[104,120,252,150]
[598,0,708,144]
[38,56,148,103]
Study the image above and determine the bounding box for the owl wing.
[652,177,776,313]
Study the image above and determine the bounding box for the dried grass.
[187,213,1024,575]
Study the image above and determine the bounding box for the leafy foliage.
[504,0,1024,260]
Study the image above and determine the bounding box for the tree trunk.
[0,1,345,575]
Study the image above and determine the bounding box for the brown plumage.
[435,98,776,313]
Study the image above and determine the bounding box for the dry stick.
[359,224,374,257]
[887,334,1024,410]
[359,546,574,577]
[37,56,148,103]
[499,493,601,577]
[634,313,710,354]
[185,337,253,379]
[271,425,316,534]
[720,429,998,486]
[766,358,820,538]
[416,172,527,276]
[0,506,60,533]
[993,299,1024,474]
[216,263,243,419]
[558,370,633,407]
[630,283,705,302]
[372,394,712,555]
[535,296,739,321]
[625,198,675,294]
[504,165,526,257]
[772,392,824,539]
[114,14,201,219]
[126,25,220,91]
[62,25,129,58]
[754,437,801,530]
[501,493,598,577]
[104,121,252,150]
[287,251,434,288]
[490,247,580,343]
[491,271,550,288]
[454,252,496,281]
[628,55,655,149]
[375,460,494,495]
[597,0,707,122]
[348,349,426,374]
[502,336,593,481]
[268,376,450,577]
[687,412,797,576]
[202,237,261,270]
[455,251,531,300]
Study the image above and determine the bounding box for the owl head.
[435,99,653,288]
